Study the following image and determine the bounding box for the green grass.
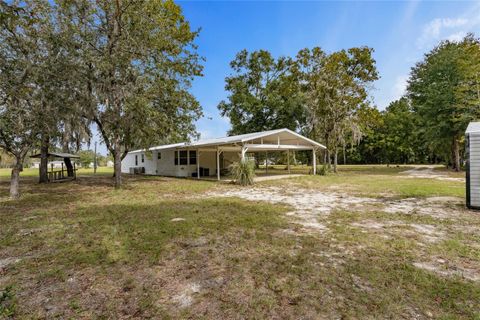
[262,164,465,198]
[0,165,478,319]
[0,166,114,178]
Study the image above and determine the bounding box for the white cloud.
[416,1,480,48]
[446,31,468,42]
[393,75,408,101]
[198,129,214,140]
[195,113,230,141]
[417,18,468,47]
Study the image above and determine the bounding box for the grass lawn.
[0,166,114,178]
[264,164,466,198]
[0,165,479,319]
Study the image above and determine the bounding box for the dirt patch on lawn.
[413,259,480,282]
[401,166,464,182]
[209,186,375,232]
[382,197,465,219]
[208,187,465,232]
[351,220,445,243]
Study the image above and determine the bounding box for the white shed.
[121,128,326,180]
[466,122,480,209]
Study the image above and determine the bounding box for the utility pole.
[94,141,97,174]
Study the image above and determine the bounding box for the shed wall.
[468,132,480,208]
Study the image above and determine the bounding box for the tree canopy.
[0,0,49,197]
[219,35,480,170]
[297,46,378,172]
[218,49,304,135]
[62,0,203,187]
[0,0,204,196]
[408,35,480,171]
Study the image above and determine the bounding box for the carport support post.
[197,149,200,179]
[312,148,317,175]
[216,147,220,181]
[287,149,290,174]
[265,151,268,174]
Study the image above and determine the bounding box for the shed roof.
[129,128,326,154]
[30,152,80,159]
[466,122,480,134]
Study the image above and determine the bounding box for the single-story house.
[121,128,326,180]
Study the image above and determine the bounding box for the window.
[157,152,161,160]
[189,150,197,165]
[141,154,144,163]
[135,155,138,166]
[175,150,189,166]
[179,150,188,165]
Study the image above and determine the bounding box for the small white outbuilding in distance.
[466,122,480,209]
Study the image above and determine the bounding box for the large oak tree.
[218,49,304,135]
[61,0,203,188]
[0,1,45,197]
[297,46,378,172]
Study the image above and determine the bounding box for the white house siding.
[156,149,175,176]
[161,149,192,177]
[469,132,480,207]
[170,151,217,177]
[121,152,156,174]
[121,153,135,173]
[121,149,219,177]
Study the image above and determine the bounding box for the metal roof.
[30,152,80,159]
[466,122,480,134]
[129,128,326,154]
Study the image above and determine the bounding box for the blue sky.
[93,0,480,154]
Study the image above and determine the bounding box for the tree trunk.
[39,135,49,183]
[62,142,74,177]
[64,157,74,177]
[325,148,331,168]
[453,137,460,172]
[343,144,346,165]
[333,148,338,173]
[10,158,22,199]
[113,146,122,189]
